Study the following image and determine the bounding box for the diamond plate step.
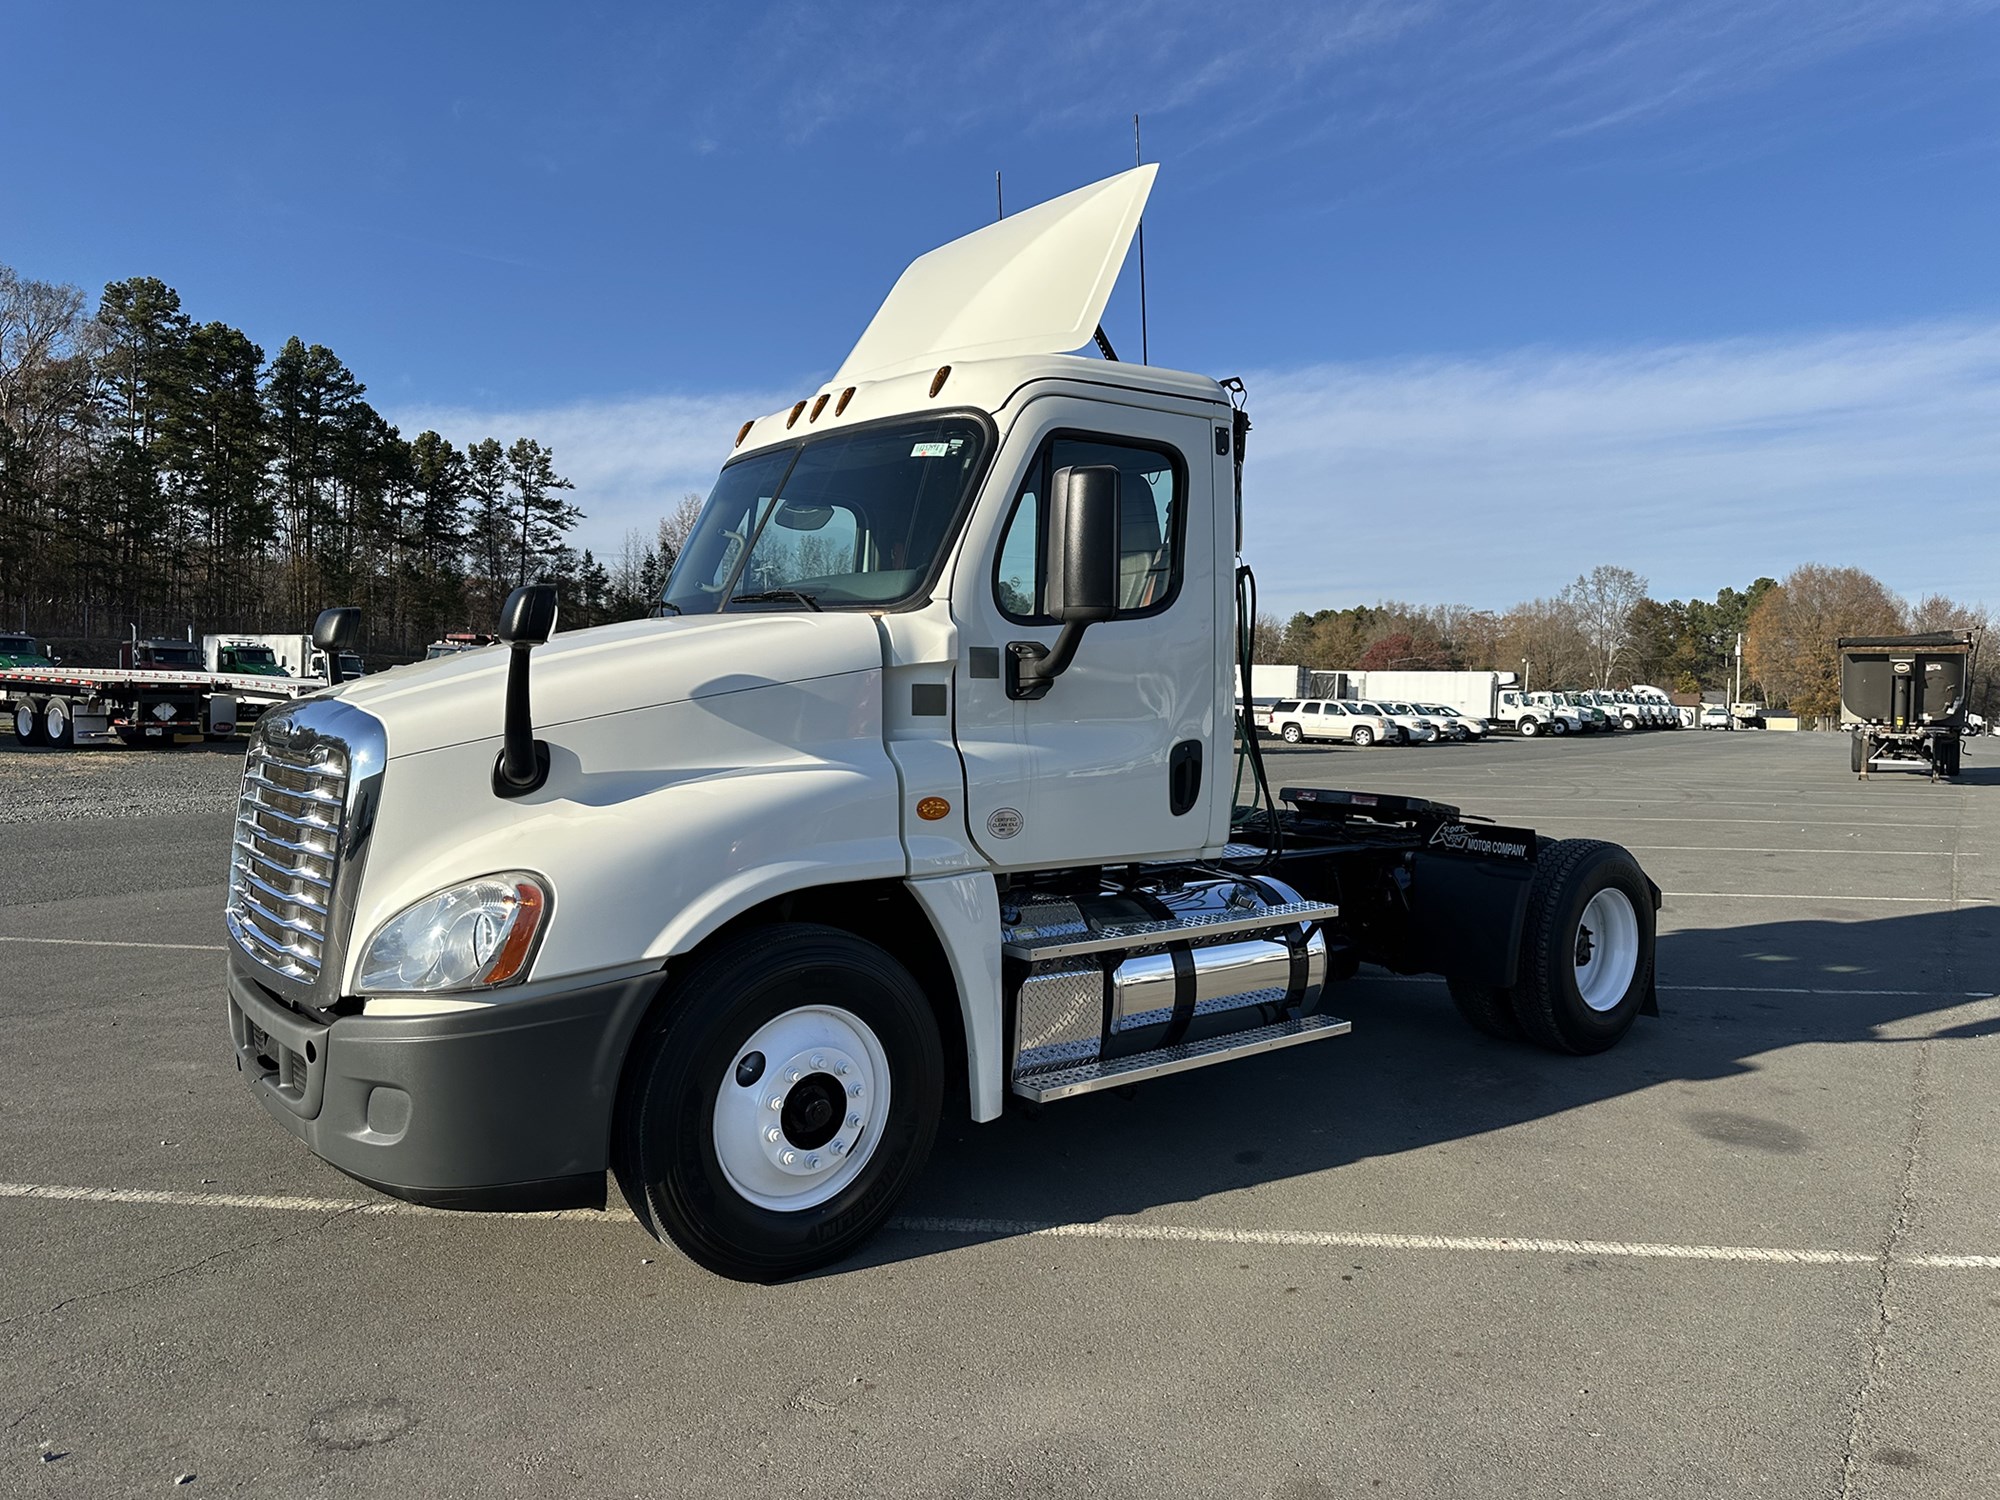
[1001,900,1337,962]
[1011,1012,1352,1103]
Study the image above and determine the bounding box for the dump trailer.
[222,167,1663,1282]
[1840,631,1977,779]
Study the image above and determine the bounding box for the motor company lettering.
[1428,823,1532,860]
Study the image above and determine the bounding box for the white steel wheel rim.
[44,699,68,738]
[1574,887,1640,1012]
[15,702,34,738]
[712,1004,890,1213]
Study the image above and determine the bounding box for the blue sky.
[4,1,1996,613]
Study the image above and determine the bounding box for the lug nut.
[781,1150,796,1166]
[835,1061,850,1076]
[806,1155,820,1169]
[766,1127,781,1143]
[810,1054,826,1069]
[847,1113,861,1129]
[831,1140,847,1155]
[848,1082,862,1097]
[788,1069,803,1084]
[769,1096,784,1111]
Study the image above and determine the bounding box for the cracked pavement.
[1,730,1996,1498]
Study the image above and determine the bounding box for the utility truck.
[218,631,365,683]
[1350,670,1511,727]
[1840,631,1977,779]
[222,168,1662,1281]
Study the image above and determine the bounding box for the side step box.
[1012,1013,1351,1103]
[1004,886,1345,1104]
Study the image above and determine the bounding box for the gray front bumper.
[227,958,664,1211]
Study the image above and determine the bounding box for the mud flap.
[1408,845,1535,991]
[1640,874,1663,1016]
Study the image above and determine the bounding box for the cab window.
[994,434,1183,623]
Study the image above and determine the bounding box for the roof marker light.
[809,393,829,423]
[835,386,856,416]
[734,420,754,448]
[786,400,808,429]
[929,366,951,398]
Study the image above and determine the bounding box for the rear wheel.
[1281,723,1303,744]
[1351,725,1374,747]
[13,699,47,745]
[1851,733,1867,773]
[1509,839,1654,1054]
[1937,738,1962,778]
[1447,976,1524,1041]
[613,923,944,1282]
[42,697,73,748]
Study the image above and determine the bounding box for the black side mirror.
[494,585,558,798]
[313,607,361,684]
[1008,465,1121,700]
[498,584,558,645]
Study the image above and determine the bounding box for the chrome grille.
[227,729,350,983]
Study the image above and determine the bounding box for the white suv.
[1269,699,1394,746]
[1351,699,1438,745]
[1416,702,1488,740]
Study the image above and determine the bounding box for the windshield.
[147,643,201,666]
[663,417,989,614]
[0,635,44,657]
[230,646,278,668]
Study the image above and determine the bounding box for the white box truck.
[223,168,1661,1280]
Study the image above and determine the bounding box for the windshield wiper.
[730,589,822,612]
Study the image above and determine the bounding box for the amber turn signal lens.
[916,796,951,821]
[734,420,754,448]
[929,366,951,398]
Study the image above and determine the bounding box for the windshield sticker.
[910,442,951,457]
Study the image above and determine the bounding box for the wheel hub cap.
[1574,888,1640,1012]
[713,1005,887,1212]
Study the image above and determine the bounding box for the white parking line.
[0,935,228,952]
[3,1182,1996,1270]
[1626,846,1978,858]
[1353,974,1993,999]
[1661,892,1986,904]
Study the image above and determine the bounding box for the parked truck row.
[1245,666,1686,746]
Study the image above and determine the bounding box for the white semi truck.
[223,169,1661,1281]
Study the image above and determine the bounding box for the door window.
[1302,702,1320,714]
[994,434,1182,623]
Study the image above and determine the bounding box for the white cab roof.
[835,166,1157,385]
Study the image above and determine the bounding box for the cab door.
[950,397,1220,870]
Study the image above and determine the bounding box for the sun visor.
[833,164,1158,386]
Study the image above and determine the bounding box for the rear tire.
[1851,734,1866,773]
[14,699,47,746]
[1282,723,1303,744]
[1447,976,1524,1041]
[613,923,943,1282]
[1351,726,1374,748]
[42,697,73,748]
[1509,839,1654,1055]
[1937,738,1961,778]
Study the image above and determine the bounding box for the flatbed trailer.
[1,664,322,747]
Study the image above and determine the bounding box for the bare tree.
[1561,565,1649,688]
[657,491,704,576]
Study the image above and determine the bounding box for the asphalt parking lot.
[3,729,1995,1498]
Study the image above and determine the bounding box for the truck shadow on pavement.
[852,903,1999,1270]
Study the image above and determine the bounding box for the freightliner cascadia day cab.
[224,169,1662,1281]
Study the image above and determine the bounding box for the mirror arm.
[492,641,551,797]
[1005,620,1092,701]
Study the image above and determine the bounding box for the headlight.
[357,873,549,993]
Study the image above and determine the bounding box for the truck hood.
[326,612,886,758]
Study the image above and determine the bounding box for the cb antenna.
[995,169,1003,221]
[1134,113,1148,365]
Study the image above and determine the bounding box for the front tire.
[1549,718,1567,736]
[613,924,944,1281]
[1351,725,1374,748]
[1517,717,1539,738]
[1509,840,1654,1054]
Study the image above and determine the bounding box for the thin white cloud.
[1241,319,2000,612]
[400,321,2000,615]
